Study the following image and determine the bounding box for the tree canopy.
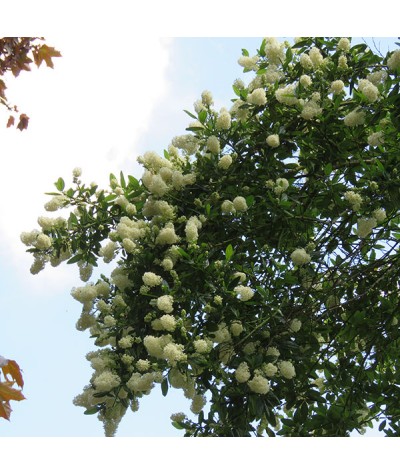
[21,37,400,436]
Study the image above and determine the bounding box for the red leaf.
[34,44,62,68]
[0,381,25,402]
[2,360,24,388]
[6,115,15,128]
[0,400,12,421]
[17,113,29,131]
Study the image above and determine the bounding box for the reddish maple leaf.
[6,115,15,128]
[17,113,29,131]
[33,44,62,68]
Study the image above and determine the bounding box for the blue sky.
[1,35,399,439]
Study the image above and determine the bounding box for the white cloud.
[1,36,174,291]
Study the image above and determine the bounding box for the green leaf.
[128,175,140,190]
[225,244,234,262]
[198,110,207,124]
[54,177,65,191]
[324,163,333,176]
[171,421,185,430]
[176,247,191,259]
[84,406,101,415]
[161,378,169,397]
[66,253,84,265]
[120,171,126,189]
[68,212,78,227]
[378,420,387,431]
[184,109,198,120]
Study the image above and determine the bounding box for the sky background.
[1,6,400,468]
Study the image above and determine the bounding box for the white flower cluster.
[367,131,384,147]
[20,230,52,250]
[142,272,162,287]
[185,216,202,243]
[273,177,289,196]
[275,83,298,106]
[218,154,233,170]
[155,223,180,245]
[301,97,322,120]
[157,294,174,313]
[238,54,259,71]
[93,370,121,392]
[357,217,377,238]
[264,37,285,65]
[216,108,231,130]
[266,134,280,148]
[235,362,251,383]
[193,339,212,354]
[300,74,312,88]
[278,360,296,379]
[330,80,345,95]
[358,79,379,103]
[290,248,311,266]
[247,88,267,106]
[344,108,366,127]
[234,285,254,301]
[387,49,400,70]
[344,190,363,211]
[337,37,351,52]
[247,374,270,394]
[206,135,221,154]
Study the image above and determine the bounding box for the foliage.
[0,37,61,130]
[22,37,400,436]
[0,356,25,421]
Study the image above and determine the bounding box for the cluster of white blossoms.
[278,361,296,379]
[358,78,379,103]
[300,97,322,120]
[367,131,385,147]
[357,217,377,238]
[275,83,298,106]
[344,190,363,211]
[185,216,202,243]
[235,362,251,383]
[290,248,311,266]
[247,374,270,394]
[264,37,285,65]
[387,49,400,70]
[206,135,221,154]
[218,154,233,170]
[247,88,267,106]
[216,108,232,130]
[299,74,312,89]
[157,295,174,313]
[221,196,248,214]
[273,177,289,196]
[234,285,255,301]
[344,108,366,127]
[266,134,280,148]
[238,54,259,71]
[142,272,163,288]
[330,79,345,95]
[20,230,52,251]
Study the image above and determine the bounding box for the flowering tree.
[0,37,61,130]
[21,37,400,436]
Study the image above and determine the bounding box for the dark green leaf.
[161,378,169,397]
